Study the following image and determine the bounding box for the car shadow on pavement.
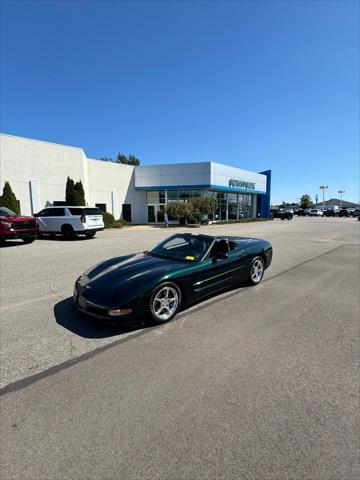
[0,240,27,248]
[38,235,90,241]
[54,297,146,339]
[55,284,248,339]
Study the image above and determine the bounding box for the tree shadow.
[54,297,146,339]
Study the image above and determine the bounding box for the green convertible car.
[74,233,273,324]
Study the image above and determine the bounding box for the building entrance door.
[147,205,165,223]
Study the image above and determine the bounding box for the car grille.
[12,221,37,230]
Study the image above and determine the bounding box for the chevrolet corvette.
[73,233,272,324]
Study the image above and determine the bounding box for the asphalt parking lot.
[1,217,359,479]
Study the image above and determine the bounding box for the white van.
[35,206,104,239]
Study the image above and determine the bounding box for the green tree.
[65,177,85,205]
[191,197,216,222]
[127,154,140,166]
[74,180,86,205]
[65,177,77,205]
[116,153,140,166]
[165,201,193,224]
[300,194,312,209]
[0,181,20,214]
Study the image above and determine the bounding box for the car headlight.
[0,220,12,228]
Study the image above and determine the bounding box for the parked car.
[270,209,293,220]
[0,207,38,244]
[304,208,312,216]
[74,233,273,324]
[297,208,306,216]
[35,206,104,239]
[353,209,360,218]
[309,209,324,217]
[338,208,350,217]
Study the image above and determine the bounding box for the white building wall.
[0,134,147,222]
[135,162,211,188]
[87,160,146,223]
[0,134,86,215]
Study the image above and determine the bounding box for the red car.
[0,207,38,244]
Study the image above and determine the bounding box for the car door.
[36,208,52,232]
[189,240,247,297]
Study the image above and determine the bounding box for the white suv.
[35,206,104,239]
[309,209,324,217]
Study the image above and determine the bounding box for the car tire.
[23,237,35,244]
[61,224,75,240]
[247,256,265,286]
[148,282,182,324]
[85,231,96,239]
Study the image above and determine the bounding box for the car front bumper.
[0,230,38,240]
[73,284,143,325]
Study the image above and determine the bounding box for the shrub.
[0,181,20,214]
[102,211,115,228]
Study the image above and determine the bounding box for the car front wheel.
[149,282,181,324]
[248,256,265,285]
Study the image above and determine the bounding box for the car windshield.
[0,207,16,216]
[149,234,213,262]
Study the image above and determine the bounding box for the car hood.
[78,253,186,307]
[0,215,35,221]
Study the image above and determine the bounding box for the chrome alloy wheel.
[250,258,264,284]
[152,286,179,321]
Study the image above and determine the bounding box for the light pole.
[338,190,345,208]
[319,185,328,212]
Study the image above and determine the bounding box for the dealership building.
[0,134,271,223]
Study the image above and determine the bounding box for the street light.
[319,185,328,212]
[338,190,345,208]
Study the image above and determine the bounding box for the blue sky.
[1,0,359,204]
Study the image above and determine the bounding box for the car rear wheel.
[149,282,181,324]
[61,224,75,240]
[23,237,36,244]
[248,256,265,285]
[85,231,96,239]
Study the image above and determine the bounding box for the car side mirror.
[33,213,38,217]
[215,251,228,260]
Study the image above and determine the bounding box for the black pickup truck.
[270,209,294,220]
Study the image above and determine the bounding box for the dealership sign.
[228,179,256,190]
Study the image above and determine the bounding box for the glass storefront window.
[147,191,159,204]
[178,190,190,200]
[167,190,178,201]
[145,188,254,223]
[228,193,237,205]
[228,204,237,220]
[159,191,165,203]
[192,190,201,198]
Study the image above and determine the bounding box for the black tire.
[61,224,75,240]
[247,256,265,286]
[23,237,36,244]
[148,282,182,324]
[85,231,96,239]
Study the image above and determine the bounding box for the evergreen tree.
[74,180,86,205]
[0,181,20,214]
[65,177,77,205]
